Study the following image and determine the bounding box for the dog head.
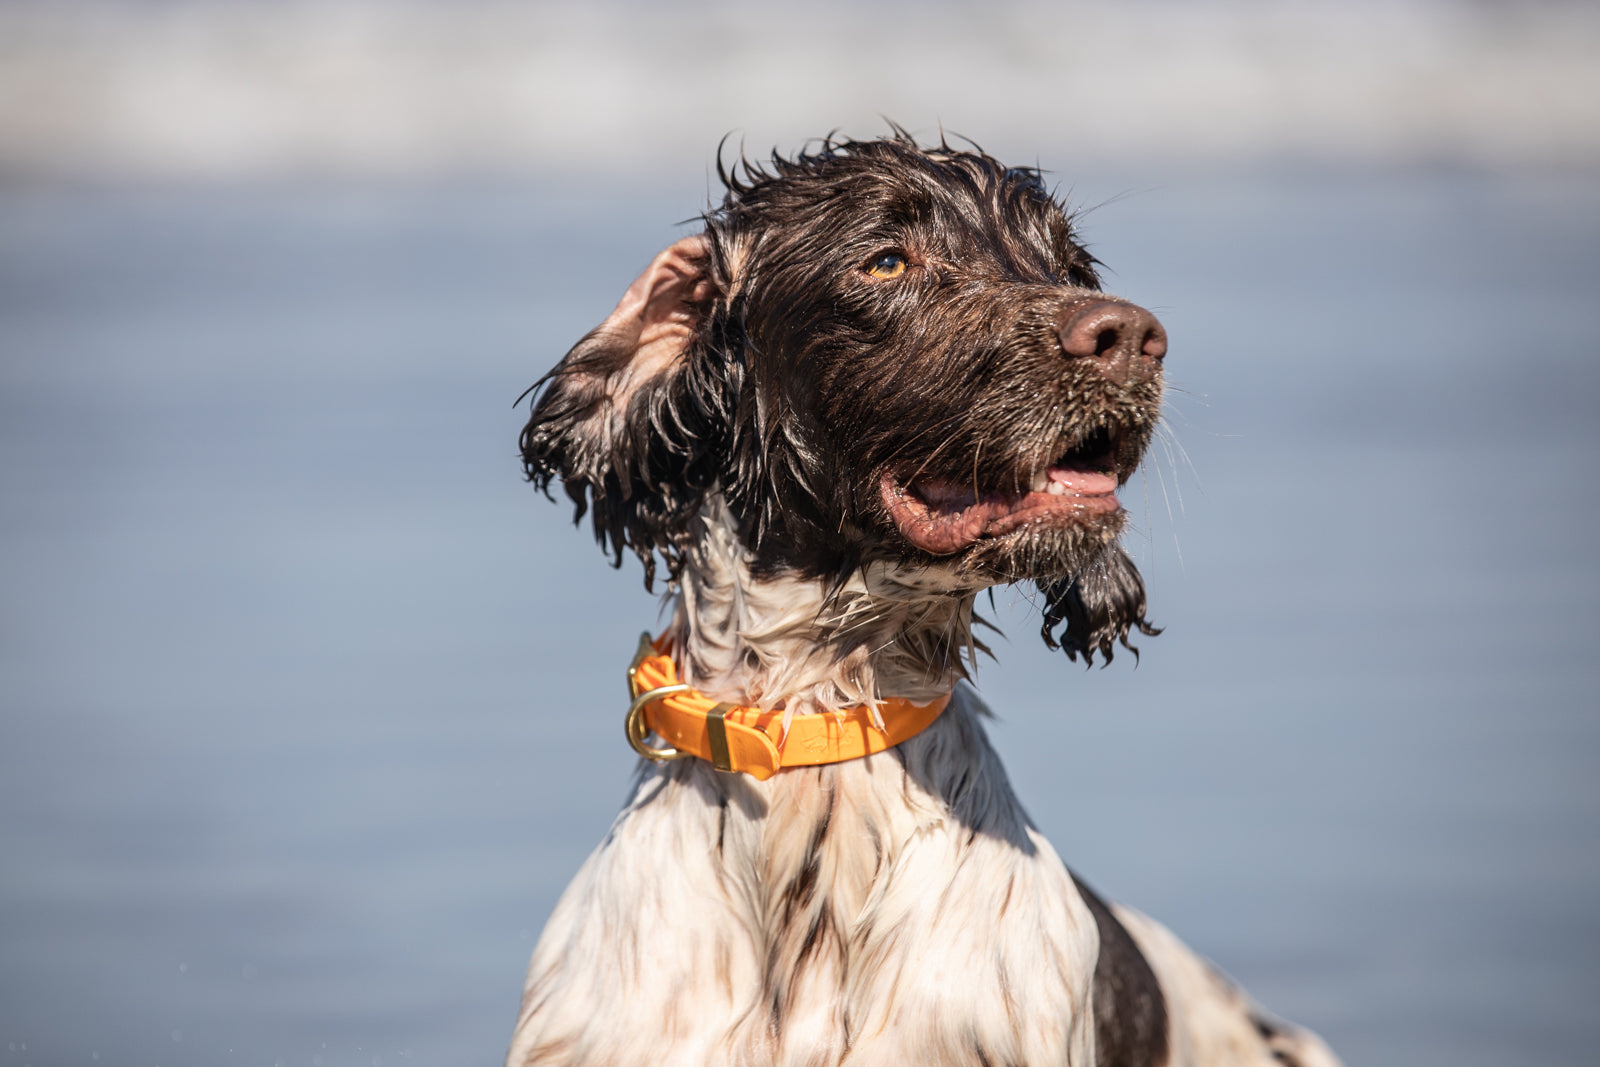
[521,133,1164,663]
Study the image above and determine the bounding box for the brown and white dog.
[509,134,1341,1067]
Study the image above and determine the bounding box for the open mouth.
[880,426,1124,556]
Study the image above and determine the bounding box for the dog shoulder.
[1108,905,1344,1067]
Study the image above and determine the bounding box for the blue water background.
[1,170,1596,1065]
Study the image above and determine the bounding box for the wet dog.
[509,134,1341,1067]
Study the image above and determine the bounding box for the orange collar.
[623,633,951,781]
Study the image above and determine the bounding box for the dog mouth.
[880,426,1126,556]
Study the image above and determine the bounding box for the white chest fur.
[507,687,1101,1067]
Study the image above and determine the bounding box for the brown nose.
[1056,300,1167,382]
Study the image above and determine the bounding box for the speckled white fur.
[508,689,1099,1067]
[507,503,1342,1067]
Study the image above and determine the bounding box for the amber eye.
[865,252,909,280]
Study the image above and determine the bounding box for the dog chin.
[946,511,1128,586]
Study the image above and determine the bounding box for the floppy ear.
[520,235,731,588]
[1038,544,1161,665]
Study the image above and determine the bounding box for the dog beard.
[951,509,1128,586]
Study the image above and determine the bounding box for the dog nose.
[1056,300,1167,382]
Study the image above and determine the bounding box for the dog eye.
[865,252,909,280]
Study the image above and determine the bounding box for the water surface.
[1,171,1596,1065]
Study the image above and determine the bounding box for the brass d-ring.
[624,631,692,762]
[625,683,692,761]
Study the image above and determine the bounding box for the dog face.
[521,135,1165,662]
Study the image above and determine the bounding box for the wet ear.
[1038,544,1161,665]
[520,235,730,587]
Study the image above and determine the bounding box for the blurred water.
[5,1,1599,179]
[0,170,1596,1066]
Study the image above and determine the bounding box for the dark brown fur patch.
[1072,874,1170,1067]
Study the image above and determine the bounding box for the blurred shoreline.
[2,0,1598,183]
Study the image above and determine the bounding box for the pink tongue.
[1048,467,1118,494]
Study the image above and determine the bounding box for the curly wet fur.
[520,133,1159,660]
[510,132,1342,1067]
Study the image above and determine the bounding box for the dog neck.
[663,498,976,717]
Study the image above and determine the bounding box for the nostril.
[1141,325,1168,360]
[1093,328,1119,358]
